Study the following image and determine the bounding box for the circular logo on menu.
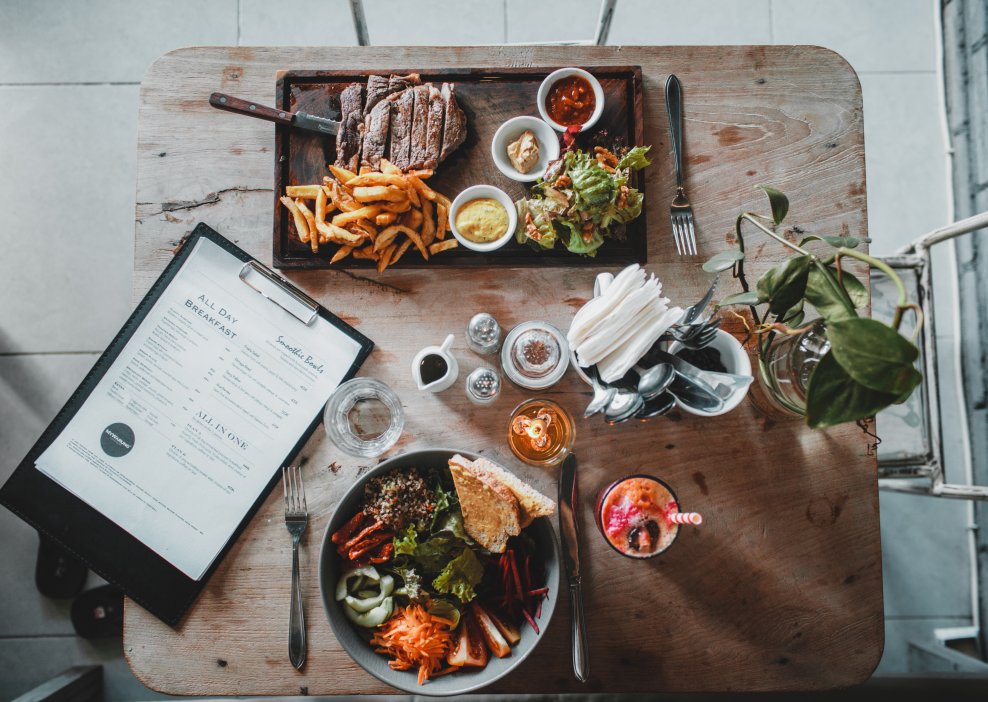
[100,423,135,458]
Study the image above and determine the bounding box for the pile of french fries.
[280,158,458,273]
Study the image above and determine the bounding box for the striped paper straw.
[667,511,702,525]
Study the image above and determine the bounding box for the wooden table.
[125,46,882,695]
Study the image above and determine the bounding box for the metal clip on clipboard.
[238,261,318,326]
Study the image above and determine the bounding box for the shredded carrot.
[369,603,456,685]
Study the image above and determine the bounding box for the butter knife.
[558,453,590,682]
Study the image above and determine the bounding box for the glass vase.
[756,319,830,417]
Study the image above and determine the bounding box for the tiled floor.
[0,0,979,699]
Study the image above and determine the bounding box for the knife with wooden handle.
[208,92,340,136]
[558,453,590,682]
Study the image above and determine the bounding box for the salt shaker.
[466,313,502,355]
[465,367,501,405]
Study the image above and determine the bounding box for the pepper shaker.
[465,367,501,405]
[466,313,502,355]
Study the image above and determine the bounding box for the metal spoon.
[636,363,675,401]
[635,391,677,419]
[603,388,645,424]
[584,367,617,418]
[668,375,725,413]
[656,350,752,400]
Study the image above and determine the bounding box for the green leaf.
[756,185,789,225]
[718,291,760,306]
[703,249,745,273]
[826,318,923,396]
[804,263,858,323]
[617,145,652,170]
[756,255,812,316]
[432,548,485,603]
[835,268,869,308]
[806,350,899,428]
[780,300,805,329]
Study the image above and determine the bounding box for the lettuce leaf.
[393,525,419,557]
[432,548,485,603]
[618,145,652,170]
[562,225,605,257]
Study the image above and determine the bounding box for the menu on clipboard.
[27,227,370,582]
[0,223,371,624]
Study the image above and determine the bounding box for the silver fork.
[665,74,696,256]
[283,465,308,670]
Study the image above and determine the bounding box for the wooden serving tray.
[272,66,646,269]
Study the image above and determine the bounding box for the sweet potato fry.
[421,198,435,246]
[436,202,448,240]
[354,185,407,203]
[391,238,413,264]
[329,165,357,183]
[353,245,378,260]
[280,196,310,244]
[404,227,429,260]
[377,243,398,272]
[429,239,459,255]
[345,173,408,188]
[315,186,328,224]
[333,206,382,226]
[403,208,423,232]
[350,221,378,242]
[295,199,318,252]
[330,245,354,264]
[373,226,401,252]
[407,176,437,201]
[286,185,322,199]
[379,201,411,214]
[317,221,363,245]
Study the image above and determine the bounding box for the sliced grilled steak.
[423,85,444,169]
[365,74,391,112]
[439,82,467,164]
[388,73,421,93]
[335,83,365,171]
[388,89,415,170]
[361,98,391,169]
[408,85,432,170]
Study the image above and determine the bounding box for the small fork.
[665,74,697,256]
[283,465,308,670]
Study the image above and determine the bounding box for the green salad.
[515,145,651,257]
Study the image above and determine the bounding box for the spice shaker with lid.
[465,367,501,405]
[466,312,502,355]
[500,321,570,390]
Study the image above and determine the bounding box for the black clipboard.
[0,223,373,626]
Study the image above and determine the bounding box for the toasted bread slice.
[449,455,521,553]
[470,456,556,528]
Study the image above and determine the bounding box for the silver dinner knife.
[209,93,340,136]
[559,453,590,683]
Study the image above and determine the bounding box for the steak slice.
[361,98,391,169]
[423,85,444,169]
[335,83,365,172]
[388,73,421,93]
[408,85,432,170]
[387,89,416,170]
[365,74,391,112]
[439,82,467,164]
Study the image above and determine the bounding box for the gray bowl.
[319,448,561,696]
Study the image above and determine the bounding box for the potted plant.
[706,186,922,429]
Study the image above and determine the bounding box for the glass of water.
[323,378,404,458]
